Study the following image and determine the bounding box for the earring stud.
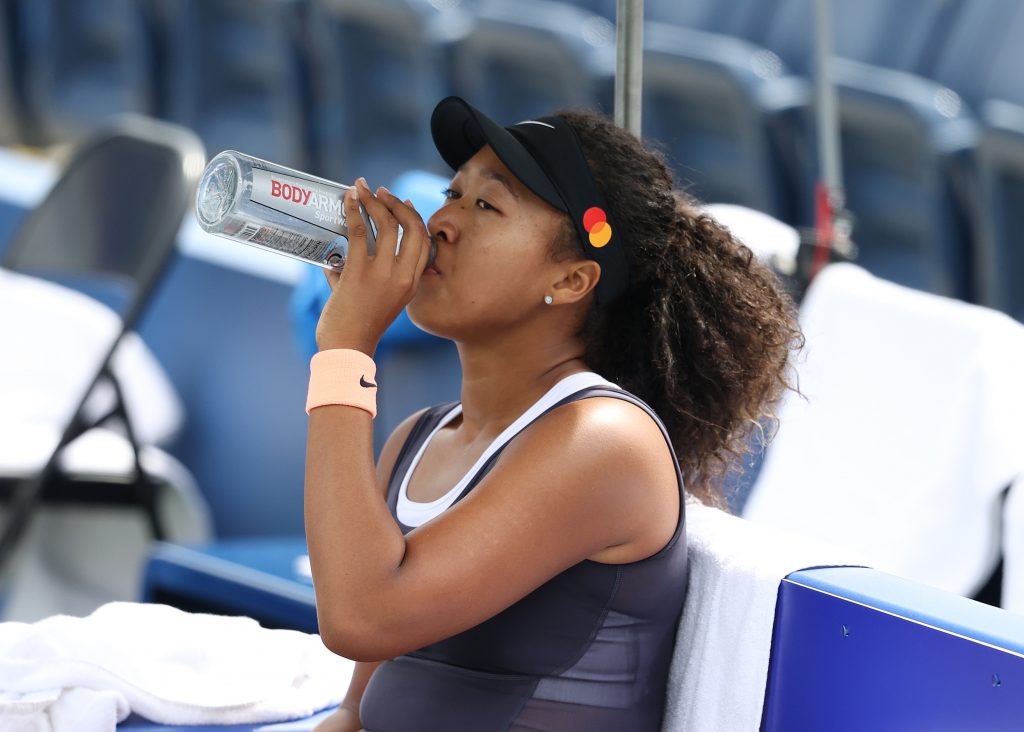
[544,295,554,305]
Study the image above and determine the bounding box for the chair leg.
[103,366,167,541]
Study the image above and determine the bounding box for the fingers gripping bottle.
[194,151,436,271]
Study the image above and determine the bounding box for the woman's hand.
[315,177,433,356]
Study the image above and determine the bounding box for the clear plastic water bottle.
[194,151,436,271]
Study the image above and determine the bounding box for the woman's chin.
[405,304,450,340]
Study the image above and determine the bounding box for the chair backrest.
[0,0,22,144]
[646,0,773,37]
[161,0,309,169]
[934,1,1024,319]
[970,2,1024,108]
[828,59,975,299]
[642,21,792,218]
[973,112,1024,322]
[0,116,204,575]
[15,0,155,145]
[306,0,447,183]
[557,0,617,21]
[2,115,206,331]
[756,0,961,75]
[448,0,615,124]
[931,0,1024,109]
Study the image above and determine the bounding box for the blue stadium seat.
[928,0,1023,109]
[305,0,450,184]
[161,0,310,169]
[446,0,616,124]
[825,61,975,297]
[973,104,1024,321]
[974,17,1024,108]
[0,200,26,253]
[645,0,775,37]
[13,0,155,145]
[446,2,798,220]
[925,1,1024,316]
[558,0,774,28]
[556,0,770,28]
[755,0,962,76]
[137,256,313,538]
[138,0,181,122]
[751,0,978,297]
[557,0,617,21]
[0,0,22,144]
[643,21,797,218]
[140,538,317,632]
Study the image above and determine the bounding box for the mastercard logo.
[583,207,612,248]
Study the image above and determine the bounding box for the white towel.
[703,203,800,274]
[0,268,211,622]
[662,500,863,732]
[663,503,864,732]
[743,263,1024,599]
[0,602,353,731]
[0,424,213,622]
[0,267,184,446]
[0,688,127,732]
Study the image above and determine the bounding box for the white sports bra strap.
[396,372,618,527]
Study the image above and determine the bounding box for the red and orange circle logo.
[583,207,612,248]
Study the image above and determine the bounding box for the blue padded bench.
[133,542,1024,731]
[763,567,1024,731]
[119,709,336,731]
[130,539,327,730]
[139,538,317,634]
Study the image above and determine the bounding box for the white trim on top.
[396,372,618,527]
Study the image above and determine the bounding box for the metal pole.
[615,0,644,136]
[813,0,843,206]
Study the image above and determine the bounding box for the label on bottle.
[250,168,348,235]
[229,222,336,263]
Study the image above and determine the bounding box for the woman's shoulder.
[511,389,678,486]
[484,390,681,563]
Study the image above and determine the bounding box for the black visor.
[430,96,630,306]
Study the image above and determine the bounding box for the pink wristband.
[306,349,378,417]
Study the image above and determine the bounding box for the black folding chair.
[0,115,205,577]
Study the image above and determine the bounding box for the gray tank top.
[360,381,689,731]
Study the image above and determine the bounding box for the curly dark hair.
[552,109,804,509]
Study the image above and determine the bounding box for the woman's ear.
[551,260,601,305]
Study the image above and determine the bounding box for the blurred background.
[1,0,1023,625]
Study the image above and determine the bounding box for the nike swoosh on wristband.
[360,375,377,388]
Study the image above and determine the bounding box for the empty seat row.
[0,0,1022,321]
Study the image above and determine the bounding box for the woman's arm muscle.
[316,407,430,732]
[309,397,678,662]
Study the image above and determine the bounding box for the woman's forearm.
[305,405,407,656]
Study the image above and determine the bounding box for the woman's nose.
[427,208,457,245]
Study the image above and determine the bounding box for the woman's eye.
[441,188,497,212]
